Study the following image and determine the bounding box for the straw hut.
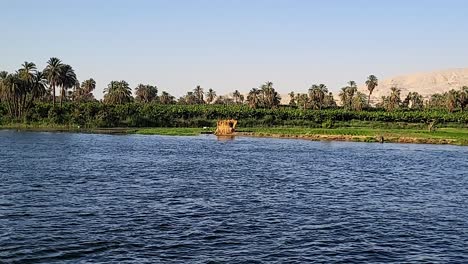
[214,119,237,136]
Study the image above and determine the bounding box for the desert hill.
[358,68,468,104]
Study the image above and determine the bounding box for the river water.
[0,130,467,263]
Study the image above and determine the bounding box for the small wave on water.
[0,131,467,263]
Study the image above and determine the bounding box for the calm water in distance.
[0,130,467,263]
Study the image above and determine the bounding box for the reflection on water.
[216,135,236,141]
[0,130,467,263]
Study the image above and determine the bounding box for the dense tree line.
[1,103,466,128]
[1,58,467,127]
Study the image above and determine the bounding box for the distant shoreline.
[2,125,467,146]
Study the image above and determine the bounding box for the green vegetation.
[235,127,468,145]
[1,58,467,145]
[1,103,467,128]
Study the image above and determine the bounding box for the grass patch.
[2,122,467,145]
[236,126,468,145]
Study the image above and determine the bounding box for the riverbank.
[4,124,466,146]
[236,127,468,145]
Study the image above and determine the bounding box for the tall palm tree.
[104,80,133,104]
[446,89,459,112]
[28,71,47,107]
[17,62,37,108]
[428,93,446,109]
[82,79,96,94]
[82,78,96,94]
[247,88,260,108]
[339,87,349,109]
[288,91,296,106]
[347,81,357,96]
[19,62,37,82]
[193,85,204,104]
[135,84,158,103]
[295,93,309,109]
[459,86,468,111]
[183,91,197,105]
[233,90,241,104]
[387,87,401,111]
[324,92,337,108]
[159,91,175,104]
[259,81,281,108]
[365,75,378,105]
[0,67,47,118]
[403,92,423,109]
[308,84,328,110]
[206,88,216,104]
[74,78,96,102]
[337,81,358,109]
[44,57,63,107]
[352,92,368,111]
[58,64,77,107]
[0,71,7,79]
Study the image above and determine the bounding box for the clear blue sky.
[1,0,467,98]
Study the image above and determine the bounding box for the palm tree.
[428,93,446,109]
[259,81,281,108]
[27,71,47,107]
[446,89,459,112]
[0,67,47,118]
[104,80,133,104]
[135,84,158,103]
[347,81,357,96]
[75,78,96,102]
[159,91,175,104]
[339,87,349,109]
[387,87,401,111]
[239,94,245,104]
[233,90,241,104]
[308,84,328,110]
[81,79,96,94]
[288,91,296,106]
[352,92,368,111]
[58,64,77,107]
[0,73,21,117]
[19,62,37,82]
[295,93,309,109]
[338,81,358,109]
[17,62,37,108]
[206,88,216,104]
[179,91,197,105]
[459,86,468,111]
[193,85,204,104]
[403,92,423,109]
[44,57,63,107]
[247,88,260,108]
[365,75,378,105]
[324,92,337,108]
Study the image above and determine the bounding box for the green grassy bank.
[129,126,468,145]
[2,122,467,146]
[235,127,468,145]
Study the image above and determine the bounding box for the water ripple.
[0,130,467,263]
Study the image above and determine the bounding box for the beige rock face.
[358,68,468,105]
[232,68,468,106]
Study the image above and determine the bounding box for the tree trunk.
[60,87,63,107]
[52,83,56,107]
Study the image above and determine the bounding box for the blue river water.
[0,130,467,263]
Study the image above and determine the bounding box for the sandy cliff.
[358,68,468,104]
